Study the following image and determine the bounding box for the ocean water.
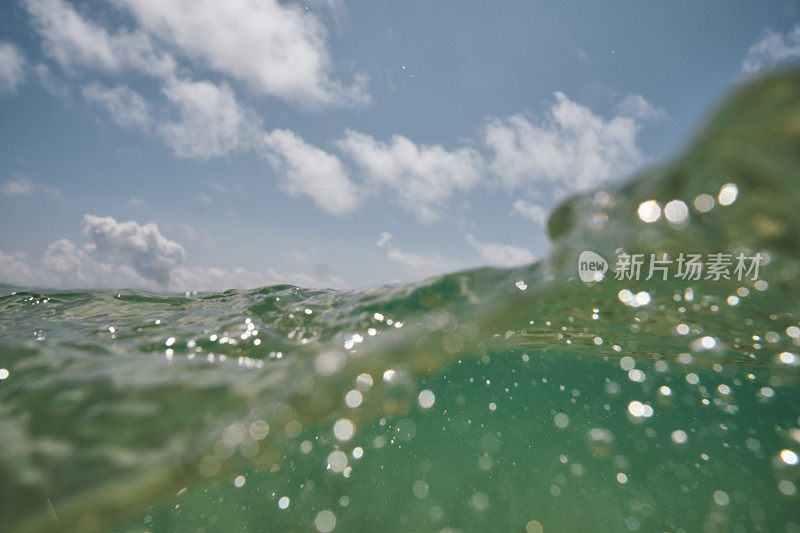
[2,72,800,533]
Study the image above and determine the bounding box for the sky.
[0,0,799,292]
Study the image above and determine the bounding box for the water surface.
[2,72,800,533]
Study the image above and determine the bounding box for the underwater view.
[2,71,800,532]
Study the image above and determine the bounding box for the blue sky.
[0,0,799,291]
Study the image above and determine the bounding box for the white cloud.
[615,94,667,121]
[742,25,800,74]
[484,92,644,194]
[34,63,69,99]
[21,0,661,228]
[1,175,61,197]
[81,77,262,159]
[466,234,534,268]
[81,214,186,285]
[83,82,153,130]
[112,0,367,106]
[0,42,25,93]
[263,129,360,216]
[0,251,42,287]
[376,231,393,247]
[511,199,549,226]
[23,0,175,77]
[2,176,34,196]
[376,232,453,279]
[37,236,279,291]
[158,78,262,159]
[0,214,348,291]
[24,0,366,105]
[337,130,484,222]
[26,0,121,71]
[21,0,378,217]
[23,0,369,162]
[385,247,452,279]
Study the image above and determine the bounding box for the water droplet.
[637,200,661,223]
[315,510,336,532]
[418,389,435,409]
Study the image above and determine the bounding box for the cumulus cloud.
[23,0,369,165]
[28,0,265,160]
[80,215,186,285]
[23,0,175,77]
[81,77,263,159]
[466,234,534,268]
[158,78,263,159]
[19,0,660,226]
[511,199,549,226]
[377,232,454,279]
[113,0,368,106]
[742,25,800,74]
[0,42,25,93]
[323,93,654,221]
[1,175,60,198]
[0,215,347,291]
[24,0,366,106]
[82,82,153,130]
[337,130,484,222]
[0,251,42,287]
[484,92,645,194]
[263,129,360,216]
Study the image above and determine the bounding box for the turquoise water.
[2,72,800,532]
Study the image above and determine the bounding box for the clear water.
[2,72,800,533]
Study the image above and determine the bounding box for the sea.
[2,72,800,533]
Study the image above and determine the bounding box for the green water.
[2,72,800,532]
